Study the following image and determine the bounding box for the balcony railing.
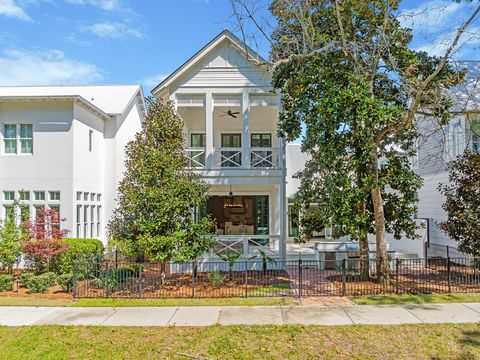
[185,148,206,168]
[186,148,281,169]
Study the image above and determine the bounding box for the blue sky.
[0,0,479,94]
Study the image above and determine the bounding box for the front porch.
[200,184,286,260]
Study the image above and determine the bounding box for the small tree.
[23,208,69,273]
[438,150,480,256]
[108,98,214,267]
[0,217,23,273]
[219,251,242,281]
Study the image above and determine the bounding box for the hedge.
[52,238,103,274]
[23,272,56,293]
[0,275,13,292]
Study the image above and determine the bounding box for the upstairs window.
[3,124,17,154]
[251,133,272,148]
[444,119,463,161]
[19,191,30,201]
[191,133,206,148]
[34,191,45,201]
[20,124,33,154]
[3,191,14,201]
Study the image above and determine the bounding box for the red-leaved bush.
[23,208,70,272]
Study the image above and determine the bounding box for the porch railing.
[213,235,280,258]
[214,147,242,168]
[250,148,279,168]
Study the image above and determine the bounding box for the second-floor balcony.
[185,147,281,169]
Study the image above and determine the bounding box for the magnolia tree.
[230,0,480,280]
[108,98,214,270]
[0,204,23,273]
[23,208,69,273]
[439,150,480,256]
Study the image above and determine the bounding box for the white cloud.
[0,48,103,85]
[399,0,463,32]
[66,0,120,11]
[86,22,144,39]
[141,73,167,88]
[0,0,31,21]
[415,27,480,57]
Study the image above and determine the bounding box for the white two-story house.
[0,85,146,243]
[152,30,287,261]
[415,61,480,257]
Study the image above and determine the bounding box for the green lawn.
[0,296,297,307]
[353,293,480,305]
[0,324,479,359]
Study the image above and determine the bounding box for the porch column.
[205,92,214,169]
[279,181,287,262]
[242,91,250,168]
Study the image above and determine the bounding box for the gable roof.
[152,29,267,95]
[0,84,145,117]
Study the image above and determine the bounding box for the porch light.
[224,185,244,209]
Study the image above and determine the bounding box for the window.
[49,191,60,201]
[34,206,43,219]
[3,124,17,154]
[20,124,33,154]
[3,206,14,222]
[251,133,273,168]
[255,196,269,235]
[20,205,30,223]
[410,139,419,170]
[469,113,480,153]
[90,193,95,201]
[191,133,206,148]
[97,194,101,202]
[193,202,208,224]
[251,133,272,148]
[2,124,33,155]
[89,130,93,152]
[84,192,89,201]
[76,192,82,201]
[49,204,60,216]
[96,206,101,238]
[84,205,89,238]
[76,205,82,238]
[288,204,300,237]
[221,134,242,167]
[444,119,463,160]
[34,191,45,201]
[19,191,30,201]
[3,191,14,201]
[90,205,95,238]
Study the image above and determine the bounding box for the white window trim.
[1,123,33,156]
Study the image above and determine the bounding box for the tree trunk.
[359,234,370,280]
[371,186,388,282]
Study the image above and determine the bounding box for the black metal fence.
[72,257,480,299]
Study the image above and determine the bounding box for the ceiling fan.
[220,107,240,119]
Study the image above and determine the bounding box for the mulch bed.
[75,269,294,299]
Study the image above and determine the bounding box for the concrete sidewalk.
[1,303,479,327]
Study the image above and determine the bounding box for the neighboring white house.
[414,61,480,257]
[0,85,146,243]
[152,30,287,261]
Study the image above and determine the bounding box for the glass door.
[221,134,242,167]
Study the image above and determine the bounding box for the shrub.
[20,272,35,285]
[93,267,135,291]
[52,238,103,274]
[207,270,225,287]
[56,273,73,293]
[24,272,56,294]
[0,274,13,292]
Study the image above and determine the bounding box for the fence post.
[298,258,303,298]
[105,260,109,299]
[341,258,346,297]
[447,256,452,293]
[447,246,450,258]
[191,262,195,299]
[138,264,143,299]
[244,260,248,298]
[395,258,399,294]
[72,261,77,297]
